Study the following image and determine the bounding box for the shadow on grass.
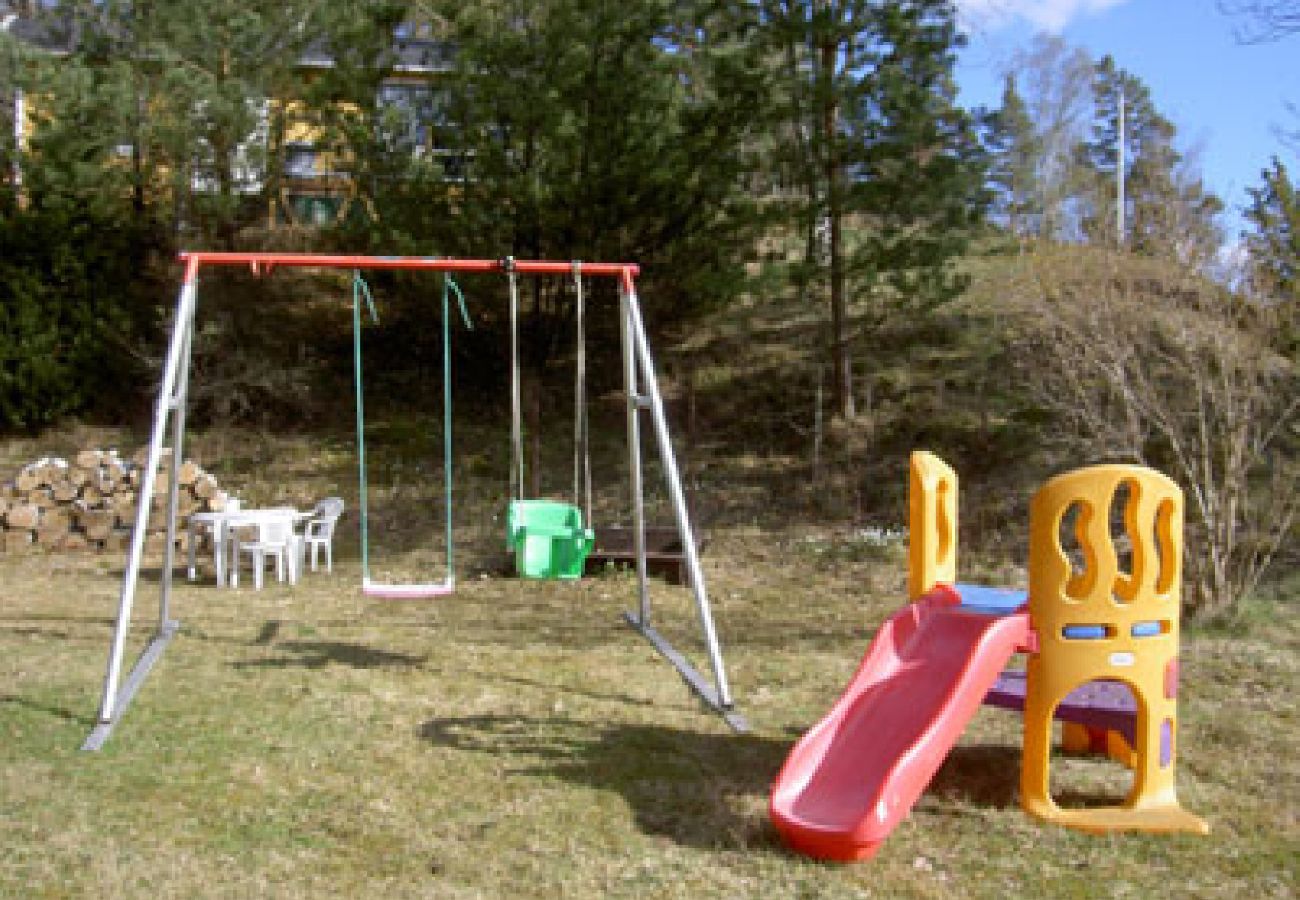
[444,666,661,711]
[420,713,791,852]
[114,566,336,590]
[105,566,189,584]
[1,624,77,640]
[927,744,1023,809]
[232,640,427,670]
[0,693,97,727]
[0,616,120,648]
[253,620,281,644]
[929,744,1135,811]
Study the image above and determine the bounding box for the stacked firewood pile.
[0,449,234,554]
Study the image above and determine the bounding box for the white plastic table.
[187,507,303,586]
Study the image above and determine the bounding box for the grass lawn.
[1,421,1297,899]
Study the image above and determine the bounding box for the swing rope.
[573,261,592,526]
[353,271,378,582]
[506,258,592,517]
[442,275,472,585]
[506,257,524,503]
[353,270,471,599]
[506,261,593,518]
[503,261,596,580]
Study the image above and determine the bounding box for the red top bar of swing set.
[178,251,640,288]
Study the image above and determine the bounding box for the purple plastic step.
[984,670,1138,746]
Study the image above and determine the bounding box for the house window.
[377,82,451,155]
[284,143,318,179]
[395,21,436,41]
[288,194,341,226]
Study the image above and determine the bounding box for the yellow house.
[275,21,456,227]
[2,7,455,228]
[3,6,63,202]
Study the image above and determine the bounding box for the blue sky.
[953,0,1299,240]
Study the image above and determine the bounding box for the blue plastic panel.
[954,583,1028,616]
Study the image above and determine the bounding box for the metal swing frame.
[83,252,743,751]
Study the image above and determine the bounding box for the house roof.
[394,38,454,73]
[297,37,454,75]
[1,6,73,55]
[3,8,452,74]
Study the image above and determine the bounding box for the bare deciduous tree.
[1017,246,1298,617]
[1220,0,1300,42]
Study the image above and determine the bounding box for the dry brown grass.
[1,419,1296,899]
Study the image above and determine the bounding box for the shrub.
[0,207,159,431]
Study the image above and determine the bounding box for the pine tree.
[761,0,986,418]
[0,20,25,211]
[392,0,768,492]
[142,0,326,243]
[18,1,329,242]
[1244,156,1300,302]
[1077,55,1223,262]
[983,72,1041,239]
[850,0,986,324]
[427,0,763,298]
[16,2,137,220]
[760,0,878,419]
[299,1,414,238]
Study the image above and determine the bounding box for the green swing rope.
[352,270,471,596]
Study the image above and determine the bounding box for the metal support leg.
[620,288,651,624]
[159,320,193,628]
[619,283,745,732]
[186,519,199,581]
[84,278,197,751]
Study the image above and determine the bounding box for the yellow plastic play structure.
[907,450,1208,836]
[907,451,958,601]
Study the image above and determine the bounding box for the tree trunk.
[821,33,853,420]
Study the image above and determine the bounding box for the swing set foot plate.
[623,612,748,733]
[82,620,181,752]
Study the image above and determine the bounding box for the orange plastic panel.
[1020,465,1207,835]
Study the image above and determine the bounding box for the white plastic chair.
[301,497,344,573]
[230,514,298,590]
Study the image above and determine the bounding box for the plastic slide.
[770,586,1032,861]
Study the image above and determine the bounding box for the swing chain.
[506,256,524,502]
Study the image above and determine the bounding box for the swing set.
[82,252,745,752]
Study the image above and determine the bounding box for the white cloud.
[956,0,1132,34]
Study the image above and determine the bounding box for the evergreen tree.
[761,0,985,418]
[1077,55,1223,262]
[983,72,1041,238]
[298,1,414,239]
[850,0,986,327]
[0,19,26,210]
[383,0,768,492]
[428,0,763,306]
[16,2,139,221]
[19,1,325,243]
[142,0,326,244]
[1244,155,1300,302]
[760,0,877,419]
